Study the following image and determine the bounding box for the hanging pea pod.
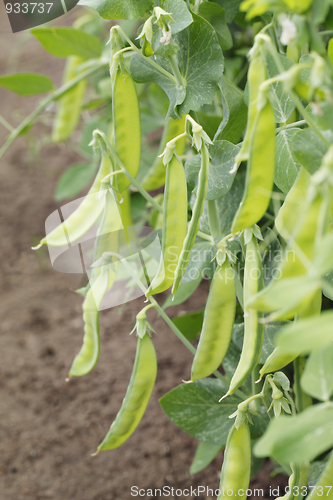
[258,288,322,380]
[191,255,236,381]
[171,143,209,296]
[217,420,251,500]
[142,115,186,191]
[39,149,114,248]
[146,156,187,296]
[226,234,264,396]
[112,66,141,192]
[69,263,115,377]
[52,56,87,143]
[232,95,276,233]
[276,463,309,500]
[96,330,157,451]
[236,36,267,163]
[275,167,311,240]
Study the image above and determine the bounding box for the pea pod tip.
[219,391,231,402]
[31,242,43,250]
[91,450,100,457]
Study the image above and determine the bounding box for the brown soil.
[0,10,287,500]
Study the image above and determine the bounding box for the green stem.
[275,120,307,133]
[0,63,104,161]
[293,357,303,413]
[0,115,14,132]
[167,55,184,86]
[116,26,176,83]
[197,230,214,243]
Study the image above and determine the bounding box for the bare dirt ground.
[0,10,287,500]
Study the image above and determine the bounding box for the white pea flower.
[279,15,297,46]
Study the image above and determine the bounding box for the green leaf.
[262,232,283,287]
[212,0,242,22]
[308,457,330,487]
[266,53,295,123]
[276,310,333,355]
[159,378,240,445]
[301,344,333,401]
[31,28,102,59]
[274,129,301,194]
[306,102,333,133]
[185,141,239,201]
[78,0,153,20]
[254,404,333,463]
[189,441,223,475]
[55,163,98,202]
[0,73,54,96]
[215,78,248,144]
[130,14,224,117]
[291,129,328,174]
[260,323,286,364]
[162,272,202,309]
[171,310,204,341]
[314,231,333,275]
[198,3,232,50]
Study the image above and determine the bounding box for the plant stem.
[207,199,219,240]
[293,357,303,413]
[0,115,14,132]
[0,64,104,161]
[275,120,307,133]
[116,26,177,83]
[167,55,184,86]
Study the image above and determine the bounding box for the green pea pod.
[308,451,333,500]
[232,97,276,233]
[277,463,309,500]
[40,150,114,247]
[279,190,329,280]
[113,69,141,192]
[275,167,311,240]
[227,236,264,395]
[171,143,209,296]
[236,38,266,163]
[142,115,186,191]
[69,264,115,377]
[146,156,187,296]
[52,56,87,143]
[191,258,236,381]
[217,421,251,500]
[97,332,157,451]
[259,288,322,380]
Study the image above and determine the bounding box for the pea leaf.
[291,129,328,174]
[185,141,239,201]
[262,232,283,287]
[130,14,224,117]
[276,310,333,355]
[212,0,242,23]
[159,378,241,445]
[266,53,295,123]
[78,0,154,20]
[254,404,333,463]
[0,73,54,95]
[215,78,248,144]
[274,128,301,194]
[189,441,223,475]
[31,28,102,59]
[198,3,232,50]
[171,310,204,341]
[55,163,98,202]
[301,344,333,401]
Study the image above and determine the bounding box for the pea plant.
[2,0,333,496]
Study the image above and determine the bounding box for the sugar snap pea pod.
[171,143,209,296]
[52,56,87,143]
[308,451,333,500]
[277,463,308,500]
[236,37,266,162]
[258,288,322,380]
[39,150,112,247]
[112,68,141,192]
[146,156,187,296]
[69,265,114,377]
[142,115,186,191]
[217,420,251,500]
[275,167,311,240]
[232,97,276,234]
[227,235,264,395]
[191,257,236,381]
[96,332,157,451]
[278,190,329,280]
